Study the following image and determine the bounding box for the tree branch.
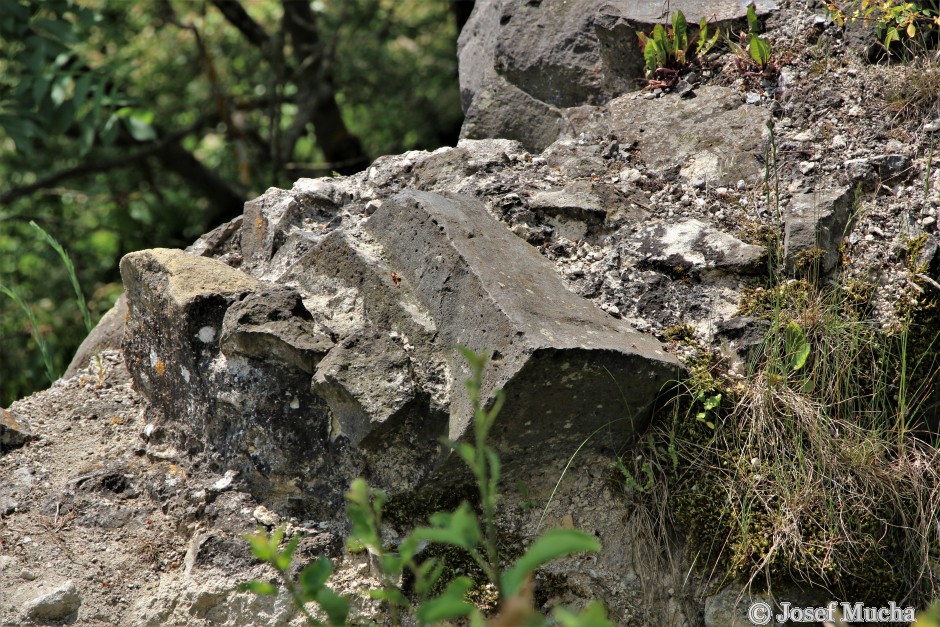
[0,127,192,206]
[1,122,246,227]
[210,0,270,49]
[281,0,368,175]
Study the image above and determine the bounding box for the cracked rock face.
[120,179,682,517]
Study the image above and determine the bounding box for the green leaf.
[748,34,771,68]
[412,502,481,550]
[0,115,40,153]
[747,3,760,35]
[651,24,669,68]
[299,556,333,597]
[791,341,810,371]
[77,118,95,155]
[50,75,70,106]
[101,113,119,145]
[784,322,810,371]
[416,577,476,624]
[126,115,157,142]
[501,529,600,597]
[48,100,75,135]
[413,557,447,597]
[34,17,76,43]
[672,11,688,54]
[315,587,350,626]
[72,73,92,107]
[237,580,278,595]
[369,587,410,606]
[554,600,612,627]
[273,534,300,571]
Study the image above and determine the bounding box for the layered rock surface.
[8,1,940,623]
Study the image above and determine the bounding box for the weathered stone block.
[120,248,262,428]
[783,186,856,275]
[366,190,680,464]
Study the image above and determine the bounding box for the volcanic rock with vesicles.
[120,185,680,517]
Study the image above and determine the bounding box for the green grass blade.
[0,284,56,383]
[29,221,92,333]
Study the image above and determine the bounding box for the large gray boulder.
[120,184,679,515]
[458,0,777,151]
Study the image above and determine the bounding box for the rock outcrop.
[120,181,681,516]
[10,1,940,624]
[458,0,777,151]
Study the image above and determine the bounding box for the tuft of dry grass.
[884,57,940,128]
[622,279,940,606]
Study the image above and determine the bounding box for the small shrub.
[826,0,940,53]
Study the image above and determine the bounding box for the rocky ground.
[3,0,940,625]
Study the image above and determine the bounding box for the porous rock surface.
[121,179,680,518]
[5,0,940,624]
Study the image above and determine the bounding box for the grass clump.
[884,56,940,126]
[626,276,940,605]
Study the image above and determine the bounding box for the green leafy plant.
[694,392,721,429]
[516,481,539,513]
[636,12,719,84]
[241,348,610,626]
[826,0,940,52]
[728,4,775,72]
[240,528,350,626]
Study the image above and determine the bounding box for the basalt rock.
[783,185,856,275]
[458,0,777,151]
[121,186,681,516]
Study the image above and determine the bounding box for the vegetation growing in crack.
[636,10,719,87]
[620,231,940,607]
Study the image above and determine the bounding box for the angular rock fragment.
[24,579,81,621]
[459,0,777,151]
[529,184,608,241]
[120,248,262,425]
[783,186,856,274]
[366,190,680,464]
[0,407,33,453]
[624,219,766,276]
[220,286,333,374]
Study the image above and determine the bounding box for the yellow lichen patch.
[155,359,165,377]
[0,407,22,430]
[254,214,266,239]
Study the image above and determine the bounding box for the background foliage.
[0,0,466,404]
